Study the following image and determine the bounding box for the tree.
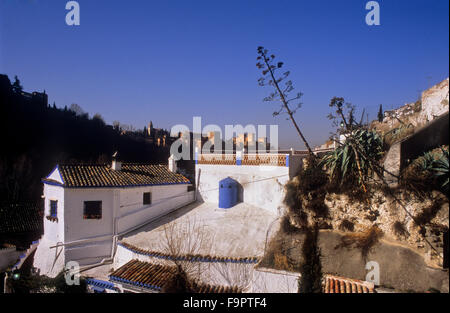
[256,46,314,157]
[112,120,121,132]
[298,225,322,293]
[377,104,383,122]
[69,103,85,116]
[11,75,23,94]
[93,113,105,125]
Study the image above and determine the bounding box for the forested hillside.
[0,74,170,202]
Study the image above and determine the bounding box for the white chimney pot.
[168,155,177,172]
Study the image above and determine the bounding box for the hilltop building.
[146,121,171,147]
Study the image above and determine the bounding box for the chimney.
[112,151,122,171]
[168,154,177,172]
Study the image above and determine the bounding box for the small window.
[50,200,58,217]
[143,192,152,205]
[84,201,102,219]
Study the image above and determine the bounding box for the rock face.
[324,190,449,269]
[261,229,449,292]
[420,78,449,123]
[383,142,401,186]
[315,230,448,293]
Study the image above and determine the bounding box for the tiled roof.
[43,163,190,188]
[323,274,375,293]
[109,260,241,293]
[118,242,259,264]
[0,203,43,235]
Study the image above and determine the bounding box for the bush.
[335,226,383,260]
[296,163,328,195]
[383,124,414,148]
[280,215,301,235]
[283,162,329,220]
[339,219,355,232]
[9,270,87,293]
[392,221,408,238]
[402,146,449,195]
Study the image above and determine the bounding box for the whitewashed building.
[195,151,305,214]
[33,157,194,277]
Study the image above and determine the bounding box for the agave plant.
[420,147,449,188]
[434,148,449,188]
[321,129,384,186]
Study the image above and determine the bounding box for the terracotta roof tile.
[0,203,43,235]
[323,274,375,293]
[109,260,241,293]
[43,163,190,188]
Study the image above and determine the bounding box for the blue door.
[218,177,238,209]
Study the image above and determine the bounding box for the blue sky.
[0,0,448,149]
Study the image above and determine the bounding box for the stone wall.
[420,78,449,122]
[382,112,449,186]
[314,230,448,292]
[400,112,449,169]
[324,189,449,270]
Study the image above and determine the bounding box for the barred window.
[50,200,58,217]
[143,192,152,205]
[83,201,102,219]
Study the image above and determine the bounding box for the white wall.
[196,164,290,214]
[64,188,116,243]
[34,184,68,277]
[117,187,194,234]
[250,267,300,293]
[420,77,449,122]
[119,184,189,217]
[42,184,65,243]
[34,181,194,276]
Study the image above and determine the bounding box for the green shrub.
[321,129,383,188]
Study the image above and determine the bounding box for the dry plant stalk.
[211,262,252,291]
[335,226,383,260]
[158,216,213,279]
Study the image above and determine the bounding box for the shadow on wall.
[237,182,244,203]
[401,112,449,170]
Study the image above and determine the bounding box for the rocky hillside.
[378,77,448,127]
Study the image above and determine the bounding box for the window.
[50,200,58,217]
[84,201,102,219]
[143,192,152,205]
